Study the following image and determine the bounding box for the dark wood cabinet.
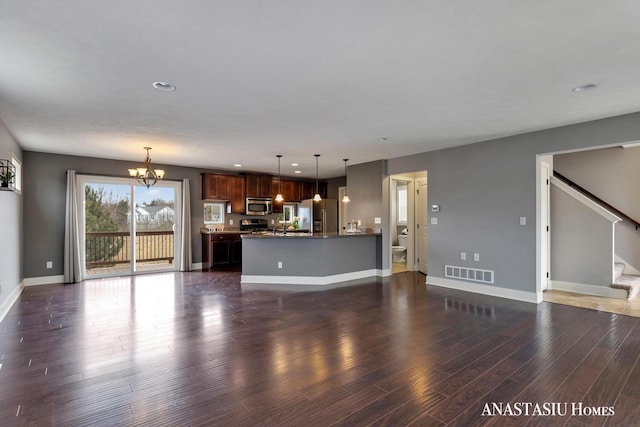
[202,173,245,213]
[300,181,316,200]
[272,178,302,213]
[202,173,230,200]
[202,233,243,269]
[245,175,272,198]
[228,175,245,213]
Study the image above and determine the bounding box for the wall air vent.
[445,265,494,284]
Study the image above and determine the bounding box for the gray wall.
[0,118,23,311]
[386,111,640,294]
[346,160,389,270]
[242,235,379,276]
[554,146,640,269]
[550,184,614,287]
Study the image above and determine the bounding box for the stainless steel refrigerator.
[299,199,338,233]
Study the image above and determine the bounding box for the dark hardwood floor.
[1,271,639,426]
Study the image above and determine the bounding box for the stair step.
[612,274,640,300]
[615,262,625,280]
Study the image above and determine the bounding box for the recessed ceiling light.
[377,137,391,142]
[294,170,302,174]
[291,163,299,166]
[572,83,597,92]
[153,81,176,91]
[234,164,242,167]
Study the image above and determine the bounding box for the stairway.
[612,263,640,300]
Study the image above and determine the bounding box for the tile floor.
[543,289,640,318]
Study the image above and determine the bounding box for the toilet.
[392,234,407,262]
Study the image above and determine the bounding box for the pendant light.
[128,147,165,188]
[275,155,284,202]
[342,158,350,203]
[313,154,322,202]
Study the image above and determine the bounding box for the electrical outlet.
[277,261,283,269]
[374,217,381,224]
[474,253,480,262]
[271,219,275,224]
[357,219,362,226]
[460,252,466,260]
[229,219,233,226]
[431,217,438,225]
[46,261,53,269]
[520,216,527,226]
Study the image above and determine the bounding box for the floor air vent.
[445,265,494,284]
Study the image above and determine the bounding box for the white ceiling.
[1,1,640,178]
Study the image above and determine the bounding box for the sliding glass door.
[78,176,181,278]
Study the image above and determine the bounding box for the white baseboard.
[0,280,24,323]
[241,269,379,286]
[426,276,541,304]
[378,268,392,277]
[191,262,203,271]
[23,275,64,286]
[551,280,627,300]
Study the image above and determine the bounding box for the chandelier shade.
[128,147,165,188]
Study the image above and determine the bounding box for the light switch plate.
[431,204,440,212]
[431,217,438,225]
[374,217,381,224]
[519,216,526,226]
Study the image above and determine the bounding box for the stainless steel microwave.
[245,197,272,216]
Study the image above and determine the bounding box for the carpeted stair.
[612,262,640,300]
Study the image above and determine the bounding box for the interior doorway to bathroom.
[389,171,427,274]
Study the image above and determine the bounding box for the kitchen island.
[241,232,382,285]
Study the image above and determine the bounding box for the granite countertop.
[242,231,379,239]
[200,227,249,235]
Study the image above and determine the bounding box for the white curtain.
[180,178,192,271]
[63,170,82,283]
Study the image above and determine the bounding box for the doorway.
[389,171,427,274]
[78,176,182,278]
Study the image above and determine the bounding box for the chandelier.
[128,147,165,188]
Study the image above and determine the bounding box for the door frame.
[77,174,182,279]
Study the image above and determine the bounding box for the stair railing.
[553,170,640,230]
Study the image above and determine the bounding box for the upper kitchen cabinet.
[202,173,245,213]
[245,174,272,198]
[227,175,246,213]
[202,173,230,200]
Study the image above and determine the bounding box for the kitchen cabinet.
[202,173,230,200]
[202,173,245,213]
[227,175,245,213]
[245,175,272,198]
[202,233,243,269]
[299,181,315,200]
[300,180,327,200]
[272,178,301,213]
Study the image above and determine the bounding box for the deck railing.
[86,231,174,267]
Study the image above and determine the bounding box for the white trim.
[191,262,203,271]
[426,276,541,304]
[0,280,24,323]
[378,268,393,277]
[23,275,64,286]
[550,176,622,223]
[550,280,627,300]
[241,269,379,285]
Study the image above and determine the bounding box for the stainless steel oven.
[245,197,272,216]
